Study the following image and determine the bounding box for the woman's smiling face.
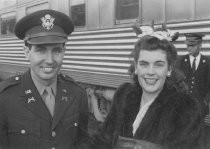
[135,49,171,95]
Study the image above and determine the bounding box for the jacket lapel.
[182,55,192,74]
[51,78,76,130]
[19,70,52,122]
[196,55,206,73]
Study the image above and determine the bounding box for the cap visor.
[27,36,67,44]
[185,41,200,46]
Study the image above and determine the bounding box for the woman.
[88,33,203,149]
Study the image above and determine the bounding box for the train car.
[0,0,210,121]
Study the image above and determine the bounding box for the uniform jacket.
[89,82,203,149]
[0,70,89,149]
[176,54,210,103]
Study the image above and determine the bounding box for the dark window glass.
[70,3,86,27]
[116,0,139,20]
[1,17,16,36]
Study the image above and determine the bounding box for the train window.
[70,0,86,27]
[115,0,139,24]
[26,2,49,15]
[0,16,16,36]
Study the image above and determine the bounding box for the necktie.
[43,87,55,116]
[192,57,196,73]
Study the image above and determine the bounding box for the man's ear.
[23,46,30,60]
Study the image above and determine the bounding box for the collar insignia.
[28,97,35,103]
[41,14,55,30]
[25,89,32,94]
[62,89,67,93]
[61,96,68,102]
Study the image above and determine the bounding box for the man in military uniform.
[0,9,89,149]
[176,33,210,148]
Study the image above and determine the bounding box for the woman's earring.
[167,71,171,77]
[134,70,137,75]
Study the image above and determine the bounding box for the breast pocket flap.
[8,117,40,137]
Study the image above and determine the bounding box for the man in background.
[176,33,210,148]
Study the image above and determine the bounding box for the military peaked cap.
[184,33,205,46]
[14,9,74,44]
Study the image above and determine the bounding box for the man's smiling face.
[25,43,65,84]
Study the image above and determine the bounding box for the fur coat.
[89,82,203,149]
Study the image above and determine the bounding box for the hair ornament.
[132,22,179,42]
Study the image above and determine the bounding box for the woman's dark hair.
[132,35,177,67]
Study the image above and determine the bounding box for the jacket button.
[21,129,26,134]
[52,147,55,149]
[52,131,56,137]
[74,122,78,127]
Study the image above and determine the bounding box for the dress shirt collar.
[30,71,57,96]
[189,53,201,69]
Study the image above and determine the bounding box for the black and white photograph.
[0,0,210,149]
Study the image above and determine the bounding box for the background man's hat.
[184,33,205,46]
[14,9,74,44]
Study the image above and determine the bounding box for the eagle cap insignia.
[41,14,55,30]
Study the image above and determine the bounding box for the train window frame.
[69,0,86,28]
[0,16,16,37]
[115,0,140,24]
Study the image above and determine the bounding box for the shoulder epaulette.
[59,73,86,92]
[0,75,21,93]
[59,73,75,82]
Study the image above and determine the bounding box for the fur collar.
[116,83,178,137]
